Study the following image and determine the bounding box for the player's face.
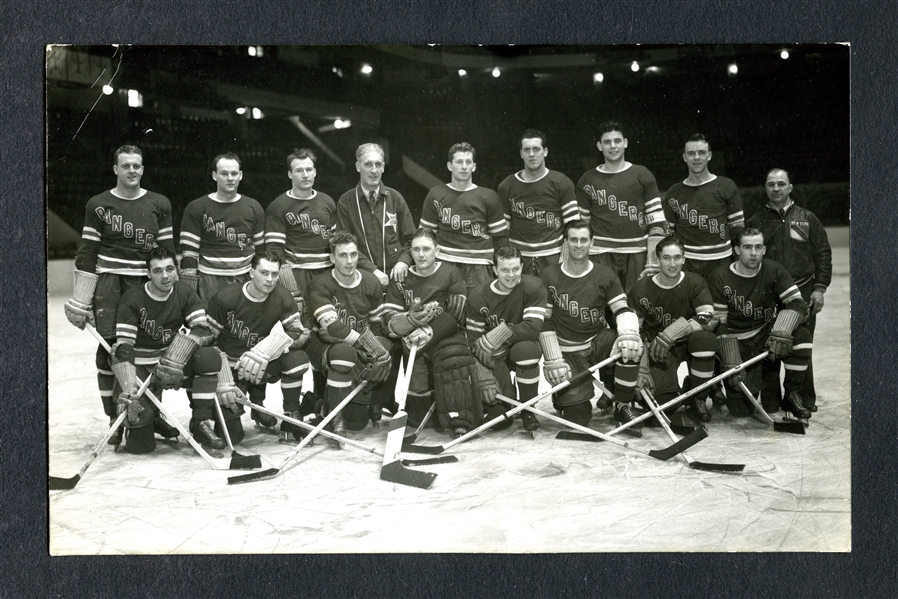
[288,158,316,192]
[331,242,359,278]
[447,151,476,185]
[683,141,711,175]
[657,244,685,279]
[114,153,144,190]
[249,258,280,297]
[147,257,177,294]
[356,151,384,189]
[734,234,766,270]
[213,158,243,194]
[564,226,591,261]
[520,138,547,171]
[765,171,792,203]
[598,131,627,164]
[493,256,523,292]
[410,236,437,272]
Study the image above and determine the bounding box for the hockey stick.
[496,392,707,461]
[48,375,153,491]
[560,352,771,440]
[236,397,457,466]
[738,382,806,435]
[213,394,263,469]
[412,401,437,438]
[228,380,368,484]
[380,345,441,489]
[639,388,745,472]
[402,353,622,455]
[86,325,260,471]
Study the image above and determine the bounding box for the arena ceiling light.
[252,107,263,119]
[492,67,500,77]
[593,72,604,83]
[236,107,246,115]
[248,46,264,57]
[728,63,738,75]
[361,64,373,75]
[127,89,143,108]
[334,118,351,129]
[458,69,467,76]
[630,61,640,72]
[780,49,790,59]
[102,84,113,95]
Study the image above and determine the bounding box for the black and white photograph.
[46,43,851,556]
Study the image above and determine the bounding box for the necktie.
[368,190,377,211]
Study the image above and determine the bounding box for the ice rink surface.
[48,241,850,555]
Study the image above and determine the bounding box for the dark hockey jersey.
[180,194,265,276]
[663,176,744,262]
[540,261,625,351]
[627,271,713,343]
[382,261,466,316]
[498,170,580,258]
[116,281,206,365]
[576,163,665,255]
[265,190,336,270]
[76,189,174,276]
[466,274,546,345]
[307,269,384,338]
[420,184,509,265]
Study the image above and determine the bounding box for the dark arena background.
[47,45,852,562]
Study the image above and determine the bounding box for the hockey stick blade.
[773,421,807,435]
[380,460,437,489]
[647,426,708,461]
[228,454,263,469]
[400,438,446,454]
[687,460,745,472]
[48,475,81,491]
[556,430,603,443]
[227,467,280,485]
[400,457,456,466]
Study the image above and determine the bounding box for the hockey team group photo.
[47,44,850,554]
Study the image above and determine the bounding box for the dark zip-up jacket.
[335,183,415,274]
[747,201,832,291]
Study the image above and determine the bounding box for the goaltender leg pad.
[123,423,156,454]
[432,336,484,431]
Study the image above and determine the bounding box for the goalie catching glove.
[613,310,643,363]
[539,331,571,387]
[765,308,804,359]
[236,331,294,384]
[354,329,391,384]
[64,270,98,329]
[473,322,513,367]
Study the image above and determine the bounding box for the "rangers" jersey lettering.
[202,214,253,249]
[636,298,674,328]
[508,198,563,230]
[434,201,489,239]
[722,285,775,322]
[546,286,604,327]
[581,187,645,226]
[225,311,261,347]
[93,206,158,249]
[284,211,331,239]
[665,198,726,240]
[138,308,175,344]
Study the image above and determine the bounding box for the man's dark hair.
[655,236,685,258]
[733,227,764,247]
[448,142,476,162]
[685,133,710,151]
[251,250,281,269]
[287,148,317,170]
[329,230,359,253]
[563,219,591,240]
[494,244,521,264]
[598,121,625,139]
[114,145,142,162]
[213,152,242,171]
[145,245,176,270]
[520,128,548,150]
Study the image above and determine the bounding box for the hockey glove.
[614,311,643,363]
[474,363,501,406]
[155,332,201,389]
[765,308,804,359]
[237,331,293,384]
[717,336,745,386]
[539,331,571,387]
[215,352,244,412]
[474,322,513,367]
[65,270,99,329]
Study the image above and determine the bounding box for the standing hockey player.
[179,152,265,303]
[626,237,717,423]
[110,246,222,452]
[498,129,580,276]
[265,148,337,293]
[420,142,510,292]
[662,133,744,279]
[539,221,645,434]
[466,245,546,432]
[305,231,392,444]
[575,121,666,290]
[64,144,175,438]
[706,228,813,419]
[748,168,832,412]
[205,251,311,442]
[382,228,479,436]
[335,143,416,287]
